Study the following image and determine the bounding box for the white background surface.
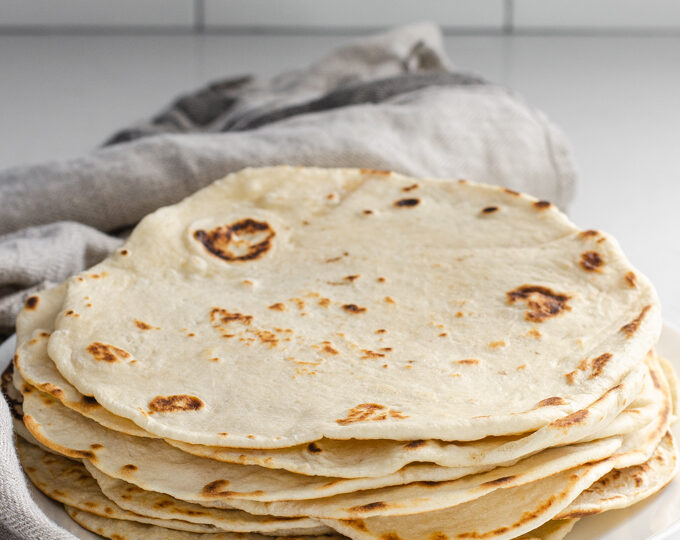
[1,31,678,326]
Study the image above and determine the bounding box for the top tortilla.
[44,167,661,447]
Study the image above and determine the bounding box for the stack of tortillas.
[3,166,679,540]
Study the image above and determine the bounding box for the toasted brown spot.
[202,479,230,495]
[404,439,426,449]
[363,209,374,215]
[589,353,613,379]
[134,319,154,330]
[149,395,203,413]
[342,303,366,314]
[89,444,103,450]
[552,409,588,428]
[579,229,599,239]
[625,271,637,288]
[430,534,448,540]
[119,249,129,256]
[336,403,408,425]
[81,395,99,407]
[375,329,387,334]
[483,475,517,487]
[402,183,419,192]
[360,168,391,176]
[439,332,448,337]
[24,296,39,310]
[385,296,395,304]
[38,383,63,398]
[344,275,360,282]
[394,198,420,208]
[377,277,386,283]
[345,519,368,532]
[580,251,604,272]
[194,218,275,262]
[86,342,130,363]
[533,200,552,209]
[488,341,506,348]
[210,307,253,326]
[361,349,385,360]
[322,343,339,355]
[349,501,388,513]
[267,302,285,312]
[318,297,331,308]
[503,187,520,196]
[507,285,571,323]
[307,442,322,453]
[621,305,651,337]
[456,359,479,365]
[482,206,498,214]
[121,464,138,472]
[380,534,403,540]
[455,311,464,318]
[537,397,567,407]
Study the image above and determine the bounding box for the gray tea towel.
[0,22,577,539]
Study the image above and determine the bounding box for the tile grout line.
[194,0,205,33]
[503,0,515,35]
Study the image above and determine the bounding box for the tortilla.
[46,167,661,448]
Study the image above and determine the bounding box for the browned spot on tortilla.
[507,285,572,323]
[119,249,129,256]
[488,341,506,348]
[361,349,385,360]
[194,218,275,262]
[527,328,542,339]
[250,329,278,348]
[360,168,391,176]
[202,479,230,495]
[430,534,449,540]
[24,296,39,310]
[325,251,349,263]
[121,464,137,472]
[385,296,395,304]
[64,310,77,317]
[343,303,366,314]
[455,311,464,318]
[345,519,368,532]
[81,395,99,407]
[336,403,408,425]
[503,187,520,196]
[621,305,652,337]
[404,439,426,449]
[589,353,613,379]
[321,343,339,355]
[482,206,498,214]
[482,475,517,487]
[456,359,479,365]
[86,342,130,363]
[218,432,228,436]
[344,275,360,282]
[537,397,566,407]
[307,442,322,453]
[533,200,552,209]
[268,302,286,312]
[34,383,62,400]
[316,297,331,308]
[349,501,388,513]
[580,251,604,272]
[517,364,526,370]
[375,329,387,335]
[439,332,448,337]
[210,307,253,327]
[394,198,420,208]
[579,229,599,239]
[149,395,204,413]
[380,533,403,540]
[559,508,601,519]
[625,271,637,287]
[363,209,374,215]
[552,409,588,428]
[402,183,419,192]
[134,319,155,330]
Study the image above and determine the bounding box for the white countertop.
[1,32,678,325]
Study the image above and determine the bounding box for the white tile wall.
[514,0,680,29]
[0,0,194,27]
[203,0,505,30]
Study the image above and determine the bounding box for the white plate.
[2,325,680,540]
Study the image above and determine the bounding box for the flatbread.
[15,284,651,480]
[557,430,679,519]
[16,437,221,533]
[83,462,332,536]
[46,167,661,447]
[64,506,343,540]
